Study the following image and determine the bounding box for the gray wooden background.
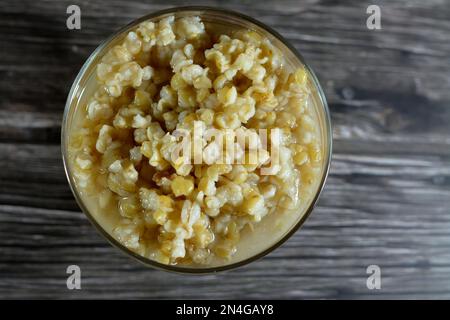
[1,0,450,299]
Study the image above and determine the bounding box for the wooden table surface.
[1,0,450,299]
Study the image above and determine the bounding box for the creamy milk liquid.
[66,20,327,267]
[67,72,325,267]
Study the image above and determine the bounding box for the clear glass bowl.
[61,6,332,273]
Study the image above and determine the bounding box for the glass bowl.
[61,6,332,274]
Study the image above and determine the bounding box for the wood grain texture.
[1,0,450,299]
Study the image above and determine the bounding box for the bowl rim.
[61,5,332,274]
